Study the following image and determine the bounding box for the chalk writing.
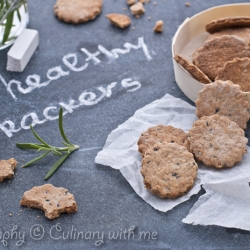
[0,78,141,138]
[0,37,152,100]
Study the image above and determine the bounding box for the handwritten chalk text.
[0,37,152,100]
[0,78,141,137]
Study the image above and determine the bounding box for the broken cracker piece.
[130,2,145,16]
[154,20,164,32]
[20,184,77,220]
[106,14,131,28]
[0,158,18,182]
[127,0,137,5]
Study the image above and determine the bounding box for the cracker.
[137,125,189,156]
[141,142,198,199]
[54,0,102,24]
[0,158,17,182]
[106,14,131,29]
[206,27,250,45]
[206,16,250,34]
[174,54,212,84]
[154,20,164,33]
[215,57,250,92]
[20,184,77,219]
[195,80,249,129]
[188,115,248,168]
[130,2,145,16]
[192,35,250,80]
[127,0,136,5]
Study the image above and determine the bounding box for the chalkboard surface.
[0,0,250,249]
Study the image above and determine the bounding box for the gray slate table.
[0,0,250,249]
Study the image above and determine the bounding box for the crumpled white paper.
[95,94,250,229]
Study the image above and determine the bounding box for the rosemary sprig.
[16,108,79,180]
[0,0,27,45]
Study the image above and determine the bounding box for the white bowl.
[172,3,250,104]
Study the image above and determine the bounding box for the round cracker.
[188,115,248,168]
[192,35,250,80]
[137,125,190,156]
[174,54,212,84]
[206,16,250,34]
[206,28,250,45]
[54,0,102,24]
[215,57,250,92]
[141,142,198,199]
[195,80,249,129]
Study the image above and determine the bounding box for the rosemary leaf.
[44,153,71,180]
[23,151,51,168]
[30,125,50,148]
[17,8,21,21]
[2,8,14,45]
[51,149,63,156]
[58,108,73,146]
[16,143,46,150]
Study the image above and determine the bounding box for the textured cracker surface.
[174,54,212,84]
[188,115,248,168]
[0,158,17,182]
[54,0,102,24]
[206,16,250,34]
[141,142,198,199]
[196,80,250,129]
[206,27,250,45]
[20,184,77,219]
[216,57,250,92]
[106,14,131,28]
[138,125,190,156]
[192,35,250,80]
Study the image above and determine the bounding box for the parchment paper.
[95,94,250,229]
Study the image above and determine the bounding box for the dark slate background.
[0,0,250,249]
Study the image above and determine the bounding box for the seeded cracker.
[196,80,250,129]
[20,184,77,219]
[141,142,198,199]
[0,158,18,182]
[54,0,102,24]
[206,27,250,45]
[138,125,189,157]
[106,14,131,29]
[206,16,250,34]
[192,35,250,80]
[174,54,212,84]
[216,57,250,92]
[188,115,248,168]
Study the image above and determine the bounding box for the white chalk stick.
[7,29,39,72]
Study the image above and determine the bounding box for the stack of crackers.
[139,17,250,199]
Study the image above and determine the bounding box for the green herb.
[0,0,27,46]
[16,108,79,180]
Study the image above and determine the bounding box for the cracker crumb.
[146,0,151,3]
[9,214,12,217]
[153,1,157,5]
[136,14,141,19]
[148,16,151,20]
[154,20,164,32]
[106,13,131,28]
[130,2,145,15]
[185,2,190,6]
[0,158,18,182]
[123,7,128,11]
[127,0,136,5]
[132,26,136,30]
